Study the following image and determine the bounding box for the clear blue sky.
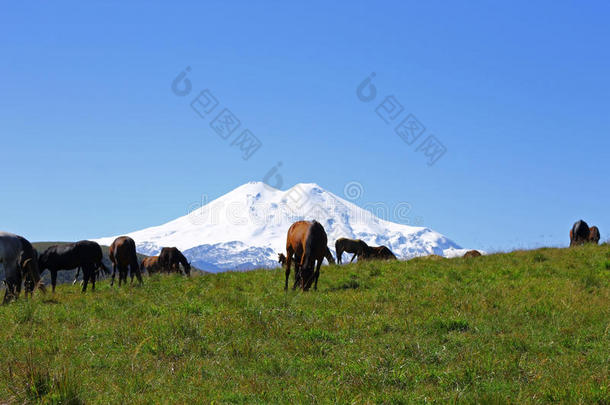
[1,1,608,251]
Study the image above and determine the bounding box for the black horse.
[0,232,45,303]
[38,240,109,292]
[159,247,191,276]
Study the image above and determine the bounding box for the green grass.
[1,245,609,403]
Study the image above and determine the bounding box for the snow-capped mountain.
[94,182,471,272]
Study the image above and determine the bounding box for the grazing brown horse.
[284,221,309,290]
[110,236,143,286]
[463,250,482,258]
[141,256,161,274]
[285,220,329,291]
[360,245,397,261]
[159,247,191,276]
[570,220,590,246]
[589,226,600,244]
[335,238,369,264]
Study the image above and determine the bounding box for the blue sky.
[1,1,608,251]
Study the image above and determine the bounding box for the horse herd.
[280,220,398,291]
[0,218,603,302]
[0,233,191,303]
[569,219,601,246]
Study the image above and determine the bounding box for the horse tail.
[130,255,140,273]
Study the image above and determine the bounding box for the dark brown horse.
[589,226,601,244]
[109,236,142,286]
[463,250,482,258]
[360,245,397,261]
[159,247,191,276]
[141,256,161,274]
[570,220,590,246]
[335,238,368,264]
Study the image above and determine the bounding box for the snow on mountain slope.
[94,182,471,272]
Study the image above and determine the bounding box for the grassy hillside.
[0,245,608,403]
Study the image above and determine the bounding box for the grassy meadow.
[0,244,608,403]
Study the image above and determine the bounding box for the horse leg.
[72,267,80,285]
[134,269,143,285]
[3,281,16,304]
[284,250,293,291]
[2,287,10,304]
[337,248,343,264]
[110,262,117,286]
[301,267,310,291]
[82,266,90,293]
[314,259,322,291]
[90,266,96,291]
[15,280,22,300]
[349,252,357,263]
[132,261,143,285]
[292,253,302,290]
[51,270,58,293]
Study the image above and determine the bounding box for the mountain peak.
[291,182,323,190]
[95,181,470,272]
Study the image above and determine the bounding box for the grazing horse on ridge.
[570,220,590,246]
[0,232,45,303]
[159,247,191,276]
[39,241,109,292]
[141,256,161,274]
[285,220,329,291]
[588,226,601,245]
[360,245,397,261]
[463,250,482,258]
[335,238,369,264]
[110,236,143,286]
